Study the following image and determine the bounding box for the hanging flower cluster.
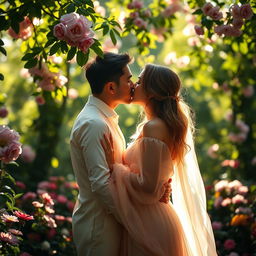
[8,17,33,40]
[28,63,68,91]
[53,13,95,53]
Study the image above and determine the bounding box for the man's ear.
[106,82,116,95]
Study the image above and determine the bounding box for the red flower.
[14,211,34,221]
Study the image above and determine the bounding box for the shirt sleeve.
[74,118,119,217]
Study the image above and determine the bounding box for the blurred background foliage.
[0,0,255,188]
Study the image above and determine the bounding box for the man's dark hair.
[85,52,132,94]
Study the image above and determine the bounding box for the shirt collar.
[87,95,119,120]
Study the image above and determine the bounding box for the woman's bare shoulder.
[142,118,169,142]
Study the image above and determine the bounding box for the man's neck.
[93,94,117,109]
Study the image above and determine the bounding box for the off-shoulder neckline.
[134,136,172,154]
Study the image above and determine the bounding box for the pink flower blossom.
[45,206,55,214]
[55,215,66,222]
[207,144,219,159]
[41,192,54,205]
[0,106,8,118]
[208,6,223,20]
[16,181,26,190]
[231,4,241,19]
[14,211,34,221]
[128,0,143,9]
[232,194,248,204]
[53,23,66,40]
[133,17,147,29]
[8,229,23,236]
[194,25,204,36]
[21,145,36,163]
[237,185,249,195]
[8,17,33,40]
[0,232,19,245]
[143,9,152,17]
[78,37,94,53]
[20,252,33,256]
[22,192,37,201]
[202,3,214,16]
[0,142,22,163]
[1,213,19,223]
[56,195,68,204]
[224,239,236,250]
[240,4,254,20]
[221,198,232,207]
[242,85,254,97]
[232,18,244,29]
[67,200,75,212]
[35,95,46,105]
[47,228,57,239]
[236,120,249,134]
[32,201,44,208]
[43,215,57,228]
[214,180,229,192]
[162,4,180,17]
[130,12,139,19]
[228,180,242,190]
[235,207,252,215]
[221,159,239,168]
[212,221,223,230]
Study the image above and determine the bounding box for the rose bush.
[207,179,256,255]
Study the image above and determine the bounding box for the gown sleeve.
[110,137,173,205]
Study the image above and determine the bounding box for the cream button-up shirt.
[70,95,126,256]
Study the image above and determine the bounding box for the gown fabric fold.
[109,137,194,256]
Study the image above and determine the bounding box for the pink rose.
[38,76,55,91]
[163,4,180,17]
[0,142,22,163]
[232,18,244,29]
[202,3,214,16]
[231,4,241,19]
[53,23,66,40]
[237,186,249,195]
[0,125,20,144]
[21,144,36,163]
[240,4,254,20]
[134,17,147,29]
[8,17,33,40]
[60,13,79,26]
[133,0,143,9]
[16,181,26,190]
[208,6,223,20]
[224,239,236,250]
[130,12,139,19]
[194,25,204,36]
[214,180,229,192]
[0,106,8,118]
[214,196,223,208]
[78,37,94,53]
[66,16,93,42]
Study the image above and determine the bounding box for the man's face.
[115,65,134,104]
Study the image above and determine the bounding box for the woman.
[101,64,217,256]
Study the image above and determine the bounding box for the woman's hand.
[100,133,115,173]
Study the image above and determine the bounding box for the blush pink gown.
[109,137,194,256]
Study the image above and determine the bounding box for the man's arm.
[75,119,119,217]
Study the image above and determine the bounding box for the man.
[70,52,133,256]
[70,52,171,256]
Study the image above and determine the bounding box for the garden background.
[0,0,255,255]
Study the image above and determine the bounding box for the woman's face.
[132,70,148,105]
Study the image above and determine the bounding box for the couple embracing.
[70,52,217,256]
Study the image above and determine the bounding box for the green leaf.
[33,47,43,54]
[76,50,89,66]
[0,73,4,81]
[192,9,203,15]
[112,28,121,37]
[110,30,117,45]
[0,16,9,30]
[21,52,37,61]
[49,42,61,55]
[14,193,23,200]
[0,47,7,56]
[24,58,38,69]
[103,25,109,36]
[0,39,4,46]
[90,43,103,58]
[60,41,68,53]
[44,39,56,48]
[67,3,76,13]
[67,47,77,61]
[10,18,20,34]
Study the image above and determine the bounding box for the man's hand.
[159,178,172,204]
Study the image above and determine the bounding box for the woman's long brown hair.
[139,64,194,163]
